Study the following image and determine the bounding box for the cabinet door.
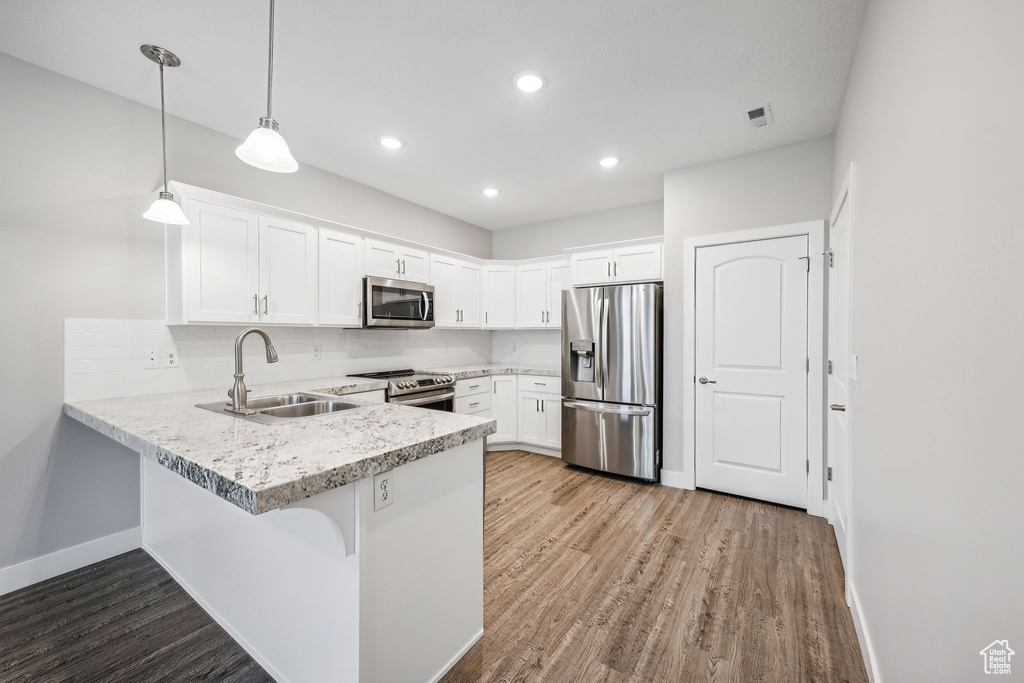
[319,230,364,327]
[613,243,662,283]
[518,392,546,446]
[482,266,516,329]
[430,254,459,328]
[541,397,562,450]
[185,200,260,323]
[458,260,482,327]
[545,259,572,328]
[364,239,401,279]
[516,264,547,328]
[258,217,317,325]
[399,247,430,283]
[491,375,518,443]
[571,250,613,285]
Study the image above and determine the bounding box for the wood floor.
[0,549,271,683]
[443,450,868,683]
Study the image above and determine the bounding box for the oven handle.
[391,390,455,407]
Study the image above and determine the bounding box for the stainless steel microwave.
[363,277,435,329]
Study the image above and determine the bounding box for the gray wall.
[491,200,663,260]
[0,53,491,573]
[662,136,834,476]
[831,1,1023,680]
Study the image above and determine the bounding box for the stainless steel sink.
[196,393,363,424]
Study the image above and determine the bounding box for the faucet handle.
[228,387,252,399]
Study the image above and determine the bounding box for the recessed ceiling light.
[483,188,499,197]
[514,71,544,93]
[599,156,619,168]
[379,136,403,150]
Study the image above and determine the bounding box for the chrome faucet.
[227,328,279,414]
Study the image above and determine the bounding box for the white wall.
[662,136,834,477]
[831,1,1023,680]
[491,200,663,260]
[0,53,492,577]
[491,330,561,367]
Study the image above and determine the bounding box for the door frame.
[682,220,827,517]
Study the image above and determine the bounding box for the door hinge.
[798,255,810,272]
[827,466,833,481]
[822,250,834,267]
[828,360,833,374]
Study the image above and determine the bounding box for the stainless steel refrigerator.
[561,283,663,481]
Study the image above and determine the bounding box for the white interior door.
[185,200,260,324]
[458,261,482,327]
[318,230,363,327]
[695,236,809,508]
[430,255,459,328]
[482,266,516,328]
[258,217,318,325]
[828,181,854,572]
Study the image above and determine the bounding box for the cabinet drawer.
[456,392,492,415]
[347,389,387,403]
[455,377,491,398]
[520,375,560,394]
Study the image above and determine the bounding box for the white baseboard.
[0,526,141,596]
[487,442,561,458]
[660,468,691,489]
[848,580,882,683]
[429,627,484,683]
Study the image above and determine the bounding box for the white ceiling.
[0,0,864,230]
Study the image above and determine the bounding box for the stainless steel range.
[348,369,455,411]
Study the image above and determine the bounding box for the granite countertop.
[63,376,495,515]
[419,363,560,380]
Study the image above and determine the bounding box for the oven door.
[364,277,435,329]
[389,388,455,412]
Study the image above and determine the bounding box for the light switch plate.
[373,470,394,511]
[144,349,160,370]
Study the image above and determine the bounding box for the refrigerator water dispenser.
[570,339,595,383]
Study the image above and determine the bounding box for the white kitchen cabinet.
[490,375,518,443]
[482,265,516,328]
[430,255,481,328]
[183,200,261,324]
[570,242,662,286]
[318,229,364,327]
[258,216,318,325]
[516,259,569,329]
[364,239,431,283]
[518,392,547,446]
[541,396,562,449]
[455,392,491,416]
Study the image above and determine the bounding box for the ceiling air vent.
[747,104,773,129]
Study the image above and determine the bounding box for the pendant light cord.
[266,0,275,120]
[159,62,168,194]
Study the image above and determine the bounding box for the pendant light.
[141,45,189,225]
[235,0,298,173]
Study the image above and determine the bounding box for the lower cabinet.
[490,375,518,443]
[518,392,561,450]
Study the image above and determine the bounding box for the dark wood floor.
[0,549,271,683]
[443,450,868,683]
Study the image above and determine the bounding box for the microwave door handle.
[420,291,430,321]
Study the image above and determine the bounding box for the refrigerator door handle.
[563,401,651,417]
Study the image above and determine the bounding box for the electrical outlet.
[161,347,178,368]
[312,345,321,361]
[144,348,160,369]
[373,470,394,511]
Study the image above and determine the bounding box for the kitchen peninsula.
[64,377,495,683]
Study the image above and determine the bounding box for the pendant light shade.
[141,44,189,226]
[236,0,298,173]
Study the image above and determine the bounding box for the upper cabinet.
[430,254,481,328]
[170,199,316,325]
[365,238,430,283]
[516,258,570,329]
[318,229,364,327]
[482,265,516,329]
[569,241,662,286]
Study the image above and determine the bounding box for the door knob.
[830,404,847,411]
[698,376,716,384]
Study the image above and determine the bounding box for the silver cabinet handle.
[698,376,716,384]
[535,399,539,412]
[469,401,480,407]
[402,259,406,275]
[485,311,488,324]
[541,401,545,413]
[253,294,258,314]
[396,258,401,274]
[614,261,618,276]
[469,384,480,389]
[541,310,544,324]
[534,382,545,386]
[830,404,847,411]
[262,295,268,315]
[607,262,611,277]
